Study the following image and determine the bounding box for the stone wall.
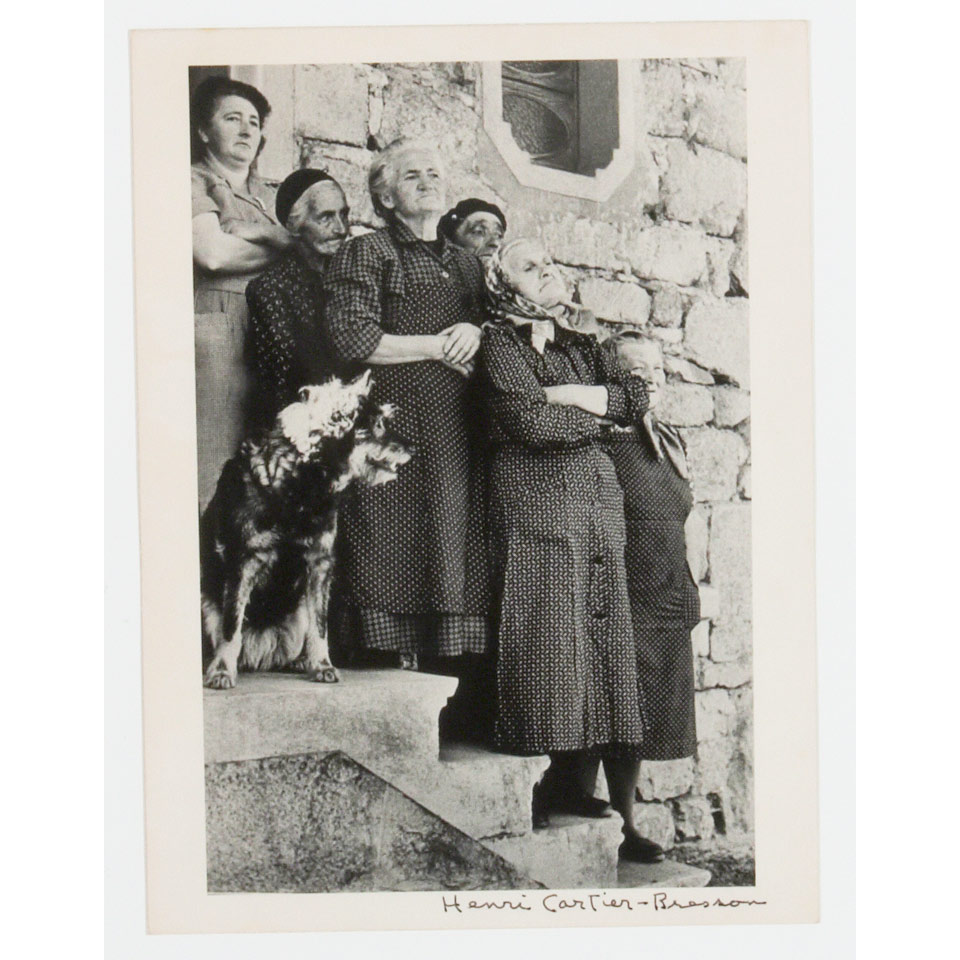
[252,58,752,841]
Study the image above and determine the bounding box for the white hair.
[367,138,445,219]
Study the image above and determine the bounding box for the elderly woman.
[245,169,351,426]
[322,139,490,668]
[438,198,507,261]
[191,76,293,506]
[601,334,699,853]
[478,238,653,860]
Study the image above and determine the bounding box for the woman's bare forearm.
[543,384,609,416]
[192,215,277,273]
[365,333,445,365]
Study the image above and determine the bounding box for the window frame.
[481,59,636,202]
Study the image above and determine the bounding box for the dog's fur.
[200,370,411,689]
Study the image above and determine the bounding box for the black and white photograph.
[129,19,817,933]
[192,56,753,895]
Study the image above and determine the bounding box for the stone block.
[203,669,454,777]
[577,277,651,324]
[691,620,711,658]
[538,215,626,271]
[684,297,751,387]
[713,386,751,427]
[617,857,712,889]
[205,751,532,892]
[685,506,710,582]
[730,215,749,293]
[705,237,737,297]
[658,382,714,427]
[698,585,720,620]
[639,757,695,801]
[664,355,715,385]
[295,64,369,146]
[438,743,549,839]
[634,802,676,850]
[718,57,747,90]
[639,60,687,137]
[668,795,717,842]
[738,464,752,500]
[628,223,713,287]
[680,427,748,501]
[300,140,377,225]
[710,621,752,663]
[687,84,749,161]
[709,503,753,624]
[649,283,684,328]
[697,655,752,690]
[655,139,747,237]
[693,738,733,795]
[485,813,624,889]
[695,689,739,741]
[650,327,684,350]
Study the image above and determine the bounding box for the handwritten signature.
[441,892,767,915]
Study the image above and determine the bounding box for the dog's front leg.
[303,555,339,683]
[204,556,264,689]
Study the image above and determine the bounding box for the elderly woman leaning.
[322,139,490,669]
[244,169,351,427]
[190,76,293,506]
[478,237,657,862]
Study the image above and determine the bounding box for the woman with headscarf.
[478,237,655,861]
[322,139,490,672]
[191,75,292,507]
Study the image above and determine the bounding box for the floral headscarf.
[483,240,600,351]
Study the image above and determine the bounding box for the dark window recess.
[501,60,619,177]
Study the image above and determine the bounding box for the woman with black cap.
[245,169,351,426]
[438,198,507,262]
[190,75,292,507]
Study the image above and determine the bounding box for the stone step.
[616,858,712,888]
[204,668,456,776]
[205,750,539,892]
[483,813,625,889]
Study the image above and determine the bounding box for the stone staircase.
[204,669,709,890]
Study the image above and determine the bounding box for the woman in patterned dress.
[322,139,490,670]
[190,76,293,507]
[478,238,656,859]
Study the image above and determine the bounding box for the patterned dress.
[192,160,278,507]
[478,320,650,756]
[604,422,700,760]
[322,220,490,657]
[245,248,330,428]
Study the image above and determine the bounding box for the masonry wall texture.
[250,58,752,842]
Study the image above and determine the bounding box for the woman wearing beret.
[323,139,491,669]
[245,169,351,427]
[438,198,507,262]
[190,76,293,507]
[478,237,655,860]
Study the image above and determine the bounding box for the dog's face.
[277,370,374,457]
[338,402,412,490]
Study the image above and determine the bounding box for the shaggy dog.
[200,370,410,689]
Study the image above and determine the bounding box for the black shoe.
[619,834,666,863]
[547,789,615,820]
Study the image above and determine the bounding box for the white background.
[3,0,941,956]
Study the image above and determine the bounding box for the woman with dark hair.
[190,75,293,507]
[323,139,491,676]
[478,237,656,862]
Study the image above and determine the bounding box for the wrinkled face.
[278,370,373,457]
[298,183,350,258]
[199,95,262,167]
[619,340,666,411]
[382,148,447,219]
[453,212,504,260]
[500,239,568,309]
